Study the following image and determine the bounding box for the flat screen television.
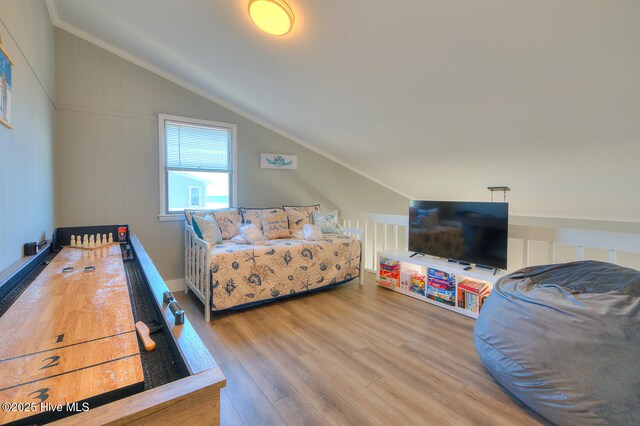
[409,201,509,269]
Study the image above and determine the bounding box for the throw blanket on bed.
[209,235,361,311]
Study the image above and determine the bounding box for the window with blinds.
[160,115,235,214]
[165,121,231,172]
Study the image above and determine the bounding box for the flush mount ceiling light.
[248,0,294,36]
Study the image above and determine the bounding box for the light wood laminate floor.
[176,272,548,426]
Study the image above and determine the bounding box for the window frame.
[188,185,202,208]
[158,113,237,221]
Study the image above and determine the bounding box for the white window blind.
[165,121,231,171]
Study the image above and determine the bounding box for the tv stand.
[376,250,507,319]
[475,263,500,275]
[409,252,423,258]
[475,263,493,270]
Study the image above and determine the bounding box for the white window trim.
[188,185,202,208]
[158,113,238,222]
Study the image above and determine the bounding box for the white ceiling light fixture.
[248,0,294,36]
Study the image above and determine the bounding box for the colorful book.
[458,284,492,313]
[458,280,490,294]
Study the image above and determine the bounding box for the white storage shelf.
[376,250,507,319]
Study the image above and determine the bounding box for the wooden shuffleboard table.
[0,225,225,425]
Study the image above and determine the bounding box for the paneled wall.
[0,1,55,271]
[54,28,409,281]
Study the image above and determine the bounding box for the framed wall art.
[260,153,297,170]
[0,37,14,129]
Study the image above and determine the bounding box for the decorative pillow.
[185,209,211,226]
[184,210,194,225]
[240,207,284,232]
[230,235,249,245]
[313,210,341,234]
[192,215,223,244]
[291,229,305,240]
[283,204,320,234]
[190,214,205,238]
[240,224,266,245]
[260,210,290,240]
[211,208,242,240]
[303,224,324,241]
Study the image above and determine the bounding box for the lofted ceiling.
[48,0,640,218]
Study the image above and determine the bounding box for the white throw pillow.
[229,235,249,245]
[303,224,324,241]
[240,224,266,244]
[192,214,223,244]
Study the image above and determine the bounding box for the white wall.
[54,28,408,281]
[48,0,640,224]
[0,0,55,271]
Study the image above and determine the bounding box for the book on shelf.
[458,279,491,294]
[457,279,492,313]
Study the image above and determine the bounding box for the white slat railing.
[343,213,409,271]
[343,213,640,273]
[508,224,640,268]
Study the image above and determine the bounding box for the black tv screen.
[409,201,509,269]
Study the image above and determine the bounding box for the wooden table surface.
[0,245,143,424]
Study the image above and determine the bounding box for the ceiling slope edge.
[45,0,412,201]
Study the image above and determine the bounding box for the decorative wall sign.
[0,37,14,129]
[260,153,297,170]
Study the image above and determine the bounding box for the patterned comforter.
[209,235,361,311]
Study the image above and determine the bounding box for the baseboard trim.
[165,278,185,292]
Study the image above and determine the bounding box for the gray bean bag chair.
[474,260,640,425]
